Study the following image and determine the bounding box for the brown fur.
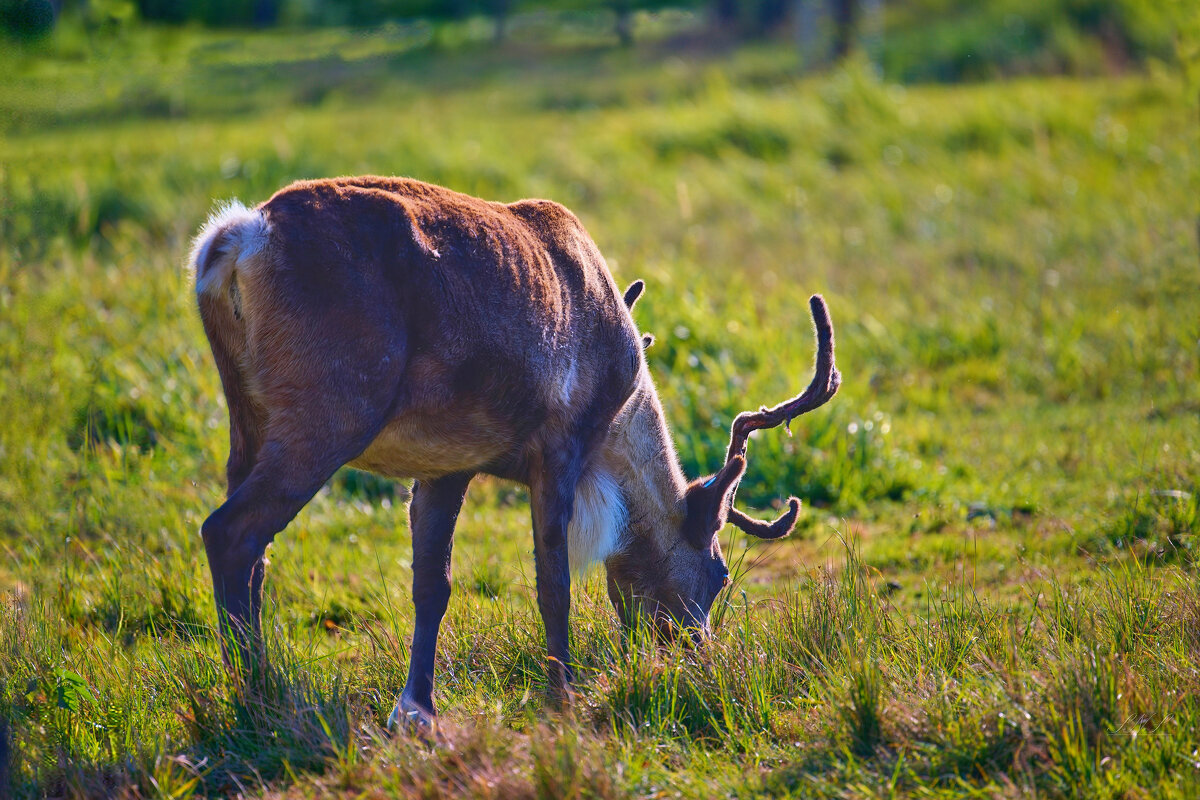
[190,176,839,721]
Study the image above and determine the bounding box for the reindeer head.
[605,294,841,642]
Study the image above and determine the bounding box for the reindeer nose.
[722,572,731,587]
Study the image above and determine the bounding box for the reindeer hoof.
[387,695,436,736]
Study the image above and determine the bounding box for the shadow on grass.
[173,651,356,796]
[2,618,359,799]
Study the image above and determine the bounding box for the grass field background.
[1,16,1198,798]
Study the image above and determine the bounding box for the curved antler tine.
[728,499,800,540]
[725,294,841,464]
[718,295,838,538]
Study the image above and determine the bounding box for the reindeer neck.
[597,370,688,542]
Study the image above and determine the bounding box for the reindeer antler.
[724,294,840,538]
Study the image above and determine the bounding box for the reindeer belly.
[349,410,515,481]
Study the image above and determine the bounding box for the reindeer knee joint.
[201,511,226,551]
[201,506,265,566]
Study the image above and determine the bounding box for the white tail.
[189,200,270,296]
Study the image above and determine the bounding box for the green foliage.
[180,647,357,792]
[78,574,210,642]
[837,654,884,756]
[10,0,1192,84]
[1098,487,1199,562]
[0,0,53,37]
[651,110,794,161]
[882,0,1184,81]
[135,0,282,26]
[329,467,405,503]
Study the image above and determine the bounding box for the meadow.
[1,17,1198,798]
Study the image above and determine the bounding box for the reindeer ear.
[682,456,746,548]
[623,279,645,310]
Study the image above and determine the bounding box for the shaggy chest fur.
[567,468,627,574]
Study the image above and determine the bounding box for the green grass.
[1,20,1198,798]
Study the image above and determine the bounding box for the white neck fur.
[567,468,627,575]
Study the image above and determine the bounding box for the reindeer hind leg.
[201,417,386,681]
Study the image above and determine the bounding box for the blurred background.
[0,0,1189,78]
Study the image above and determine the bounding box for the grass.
[1,17,1198,798]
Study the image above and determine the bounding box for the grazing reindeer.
[189,176,840,727]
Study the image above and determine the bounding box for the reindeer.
[189,176,840,728]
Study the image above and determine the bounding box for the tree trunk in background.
[490,0,510,43]
[794,0,822,64]
[756,0,789,33]
[253,0,278,26]
[713,0,738,28]
[613,0,633,46]
[861,0,883,65]
[831,0,858,60]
